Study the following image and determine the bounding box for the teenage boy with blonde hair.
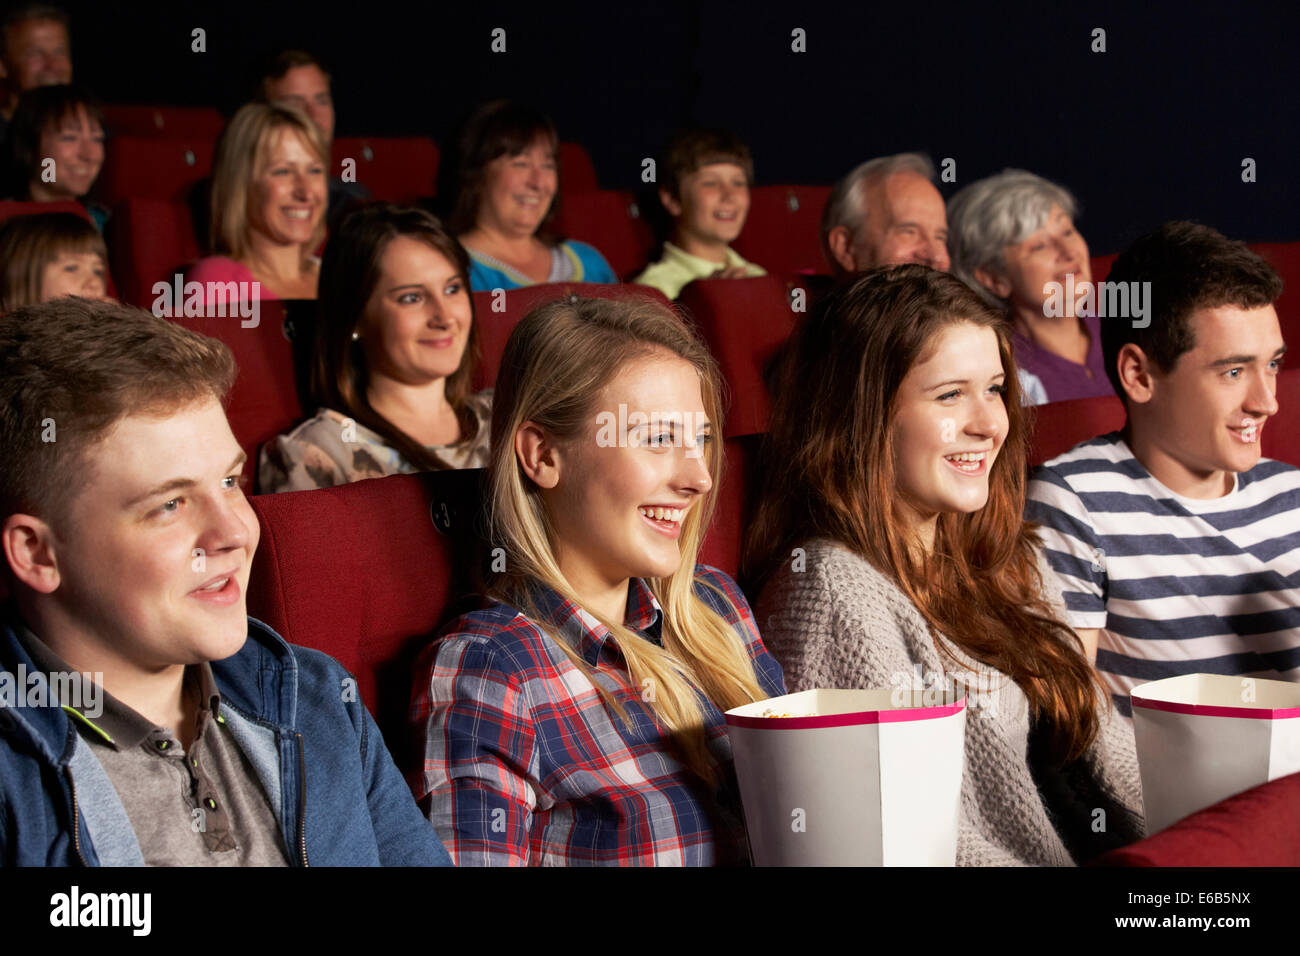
[0,298,452,866]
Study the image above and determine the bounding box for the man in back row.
[1028,221,1299,713]
[0,298,451,865]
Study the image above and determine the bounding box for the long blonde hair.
[488,294,766,782]
[210,102,328,262]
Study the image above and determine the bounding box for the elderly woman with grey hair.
[947,170,1112,404]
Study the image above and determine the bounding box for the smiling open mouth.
[943,451,988,474]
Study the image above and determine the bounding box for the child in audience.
[410,294,785,865]
[0,298,452,866]
[947,169,1111,404]
[5,83,107,229]
[634,128,765,300]
[1027,221,1298,713]
[189,102,327,301]
[0,210,109,310]
[449,100,616,291]
[260,204,491,492]
[745,265,1143,865]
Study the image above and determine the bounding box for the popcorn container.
[1131,673,1300,834]
[725,687,966,866]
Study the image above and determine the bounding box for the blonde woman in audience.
[744,265,1143,866]
[260,204,491,492]
[410,294,785,865]
[188,102,326,300]
[0,210,110,311]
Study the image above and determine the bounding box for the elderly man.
[0,3,72,131]
[820,152,950,276]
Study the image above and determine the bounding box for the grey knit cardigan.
[754,536,1146,866]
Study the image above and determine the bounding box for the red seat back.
[1028,393,1127,467]
[732,184,832,275]
[0,200,92,223]
[108,197,201,308]
[169,300,304,475]
[676,275,800,437]
[1262,367,1300,466]
[1093,770,1300,866]
[559,141,599,193]
[1089,252,1118,281]
[699,434,763,582]
[247,468,485,751]
[330,136,439,202]
[99,135,215,204]
[552,190,655,280]
[101,104,225,139]
[469,282,672,390]
[1252,241,1300,344]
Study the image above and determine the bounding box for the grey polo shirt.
[17,620,290,866]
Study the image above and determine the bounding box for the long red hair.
[744,265,1104,763]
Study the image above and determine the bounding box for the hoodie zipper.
[65,768,89,866]
[295,731,308,866]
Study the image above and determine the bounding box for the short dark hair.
[256,49,330,101]
[0,3,68,59]
[0,298,236,526]
[662,128,753,200]
[448,100,559,239]
[7,82,102,196]
[1101,221,1283,399]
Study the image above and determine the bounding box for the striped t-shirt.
[1026,432,1300,713]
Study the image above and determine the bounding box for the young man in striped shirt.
[1026,221,1296,714]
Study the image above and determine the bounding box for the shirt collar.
[662,241,745,274]
[527,577,665,667]
[10,614,222,750]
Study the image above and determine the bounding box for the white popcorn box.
[725,688,965,866]
[1131,673,1300,834]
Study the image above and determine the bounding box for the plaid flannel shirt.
[409,565,786,866]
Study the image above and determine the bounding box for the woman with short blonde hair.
[189,102,327,301]
[411,294,785,866]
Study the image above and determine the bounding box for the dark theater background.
[62,0,1298,255]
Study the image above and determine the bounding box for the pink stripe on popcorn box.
[1130,674,1300,835]
[725,688,966,866]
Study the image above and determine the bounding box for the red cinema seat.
[676,275,801,437]
[699,434,763,582]
[99,135,215,204]
[101,104,225,139]
[1089,252,1118,282]
[732,184,832,276]
[1028,393,1127,467]
[1251,241,1300,344]
[247,468,486,748]
[552,189,656,280]
[1092,770,1300,866]
[0,199,92,224]
[470,282,673,390]
[330,137,439,202]
[559,141,599,193]
[169,299,305,476]
[1262,367,1300,466]
[108,197,201,308]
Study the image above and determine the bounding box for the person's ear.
[2,514,61,594]
[514,421,562,489]
[973,265,1012,299]
[659,187,683,218]
[826,226,858,273]
[1116,343,1156,404]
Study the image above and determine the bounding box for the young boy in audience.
[634,128,765,300]
[1026,222,1298,714]
[0,298,452,866]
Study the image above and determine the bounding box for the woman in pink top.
[188,102,327,301]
